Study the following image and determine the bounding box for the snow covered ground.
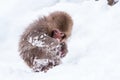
[0,0,120,80]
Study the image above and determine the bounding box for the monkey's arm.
[26,32,62,72]
[27,31,61,55]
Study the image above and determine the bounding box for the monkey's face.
[51,29,66,42]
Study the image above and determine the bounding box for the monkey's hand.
[59,42,68,58]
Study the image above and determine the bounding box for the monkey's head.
[47,11,73,42]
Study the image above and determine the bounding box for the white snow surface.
[0,0,120,80]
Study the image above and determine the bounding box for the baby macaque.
[19,11,73,72]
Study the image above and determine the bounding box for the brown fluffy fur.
[19,11,73,72]
[107,0,118,6]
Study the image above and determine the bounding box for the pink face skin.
[51,29,65,42]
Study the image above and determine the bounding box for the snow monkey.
[19,11,73,72]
